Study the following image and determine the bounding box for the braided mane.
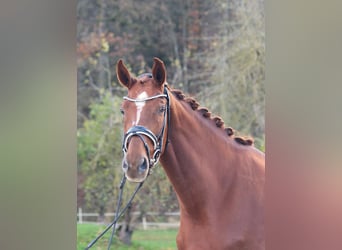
[170,88,254,146]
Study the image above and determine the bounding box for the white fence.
[77,208,180,230]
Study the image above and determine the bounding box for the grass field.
[77,223,178,250]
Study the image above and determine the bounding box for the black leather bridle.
[122,85,170,168]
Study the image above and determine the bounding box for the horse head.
[116,58,169,182]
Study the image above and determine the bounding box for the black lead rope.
[85,175,144,250]
[107,175,126,250]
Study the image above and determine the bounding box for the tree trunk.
[98,206,105,223]
[118,205,134,245]
[118,223,133,245]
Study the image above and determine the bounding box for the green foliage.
[78,91,123,215]
[77,224,178,250]
[196,0,265,145]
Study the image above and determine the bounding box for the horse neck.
[160,93,238,215]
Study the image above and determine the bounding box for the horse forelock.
[170,88,254,146]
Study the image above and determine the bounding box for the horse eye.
[158,105,166,113]
[120,108,125,115]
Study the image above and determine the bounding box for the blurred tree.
[77,91,122,220]
[197,0,265,148]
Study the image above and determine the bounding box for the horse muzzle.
[122,154,149,183]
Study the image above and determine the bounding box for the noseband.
[122,86,170,168]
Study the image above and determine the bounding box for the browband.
[123,94,167,102]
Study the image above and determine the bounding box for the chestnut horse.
[116,58,265,250]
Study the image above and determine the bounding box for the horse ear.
[116,59,133,89]
[152,57,167,86]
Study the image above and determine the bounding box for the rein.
[85,85,171,249]
[85,175,144,250]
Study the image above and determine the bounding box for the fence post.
[142,216,147,230]
[78,207,83,224]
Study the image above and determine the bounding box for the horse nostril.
[122,160,129,170]
[138,158,148,173]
